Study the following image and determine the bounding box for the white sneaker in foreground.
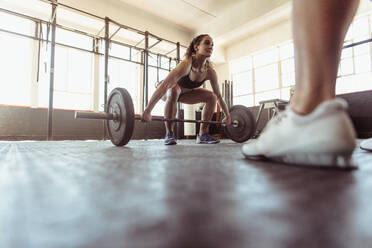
[242,98,357,169]
[360,138,372,152]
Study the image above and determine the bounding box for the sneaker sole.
[164,140,177,145]
[244,153,356,170]
[360,146,372,152]
[196,140,220,144]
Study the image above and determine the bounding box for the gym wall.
[2,89,371,141]
[0,106,167,141]
[339,90,372,138]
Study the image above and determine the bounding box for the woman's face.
[195,36,214,57]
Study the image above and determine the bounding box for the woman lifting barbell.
[141,34,232,145]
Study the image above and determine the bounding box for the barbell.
[74,87,256,146]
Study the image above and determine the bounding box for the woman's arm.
[208,68,231,125]
[142,58,191,121]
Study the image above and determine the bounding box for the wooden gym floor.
[1,139,372,248]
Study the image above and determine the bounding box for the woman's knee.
[206,92,217,104]
[167,86,181,103]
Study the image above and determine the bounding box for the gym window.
[230,42,294,107]
[0,12,34,107]
[231,11,372,107]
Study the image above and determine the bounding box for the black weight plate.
[224,105,255,143]
[106,88,135,146]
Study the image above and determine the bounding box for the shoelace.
[166,133,174,139]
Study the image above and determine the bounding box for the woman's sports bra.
[177,66,208,89]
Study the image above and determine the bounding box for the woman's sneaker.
[196,133,220,144]
[164,132,177,145]
[241,98,357,168]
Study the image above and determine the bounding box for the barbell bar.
[75,111,236,126]
[74,87,256,146]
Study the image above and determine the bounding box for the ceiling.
[118,0,245,32]
[115,0,291,63]
[117,0,291,48]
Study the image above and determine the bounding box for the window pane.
[148,67,166,116]
[148,53,158,67]
[0,11,34,36]
[281,58,294,74]
[110,43,130,60]
[254,64,279,91]
[54,46,69,92]
[53,47,93,110]
[0,33,33,106]
[233,95,254,107]
[354,54,371,74]
[56,27,92,50]
[159,69,169,82]
[280,87,291,101]
[130,48,143,63]
[180,47,187,58]
[69,50,93,94]
[341,47,353,59]
[353,16,369,41]
[108,59,140,113]
[345,23,353,41]
[281,72,295,87]
[232,71,252,96]
[253,48,278,67]
[100,58,141,113]
[339,57,354,76]
[336,73,372,94]
[255,90,280,106]
[38,46,51,108]
[354,43,370,56]
[160,56,170,70]
[279,42,294,60]
[170,59,177,70]
[230,57,252,74]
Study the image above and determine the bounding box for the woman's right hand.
[141,109,152,122]
[222,115,232,126]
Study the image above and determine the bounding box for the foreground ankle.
[290,91,334,115]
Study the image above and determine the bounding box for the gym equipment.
[225,105,256,143]
[106,88,135,146]
[75,87,256,146]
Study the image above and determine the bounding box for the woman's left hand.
[222,115,232,125]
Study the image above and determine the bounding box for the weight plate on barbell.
[224,105,256,143]
[110,103,122,131]
[106,88,135,146]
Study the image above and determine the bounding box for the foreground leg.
[241,0,359,168]
[290,0,359,114]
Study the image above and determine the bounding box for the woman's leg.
[164,85,182,134]
[178,88,217,135]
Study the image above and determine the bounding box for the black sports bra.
[177,67,208,89]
